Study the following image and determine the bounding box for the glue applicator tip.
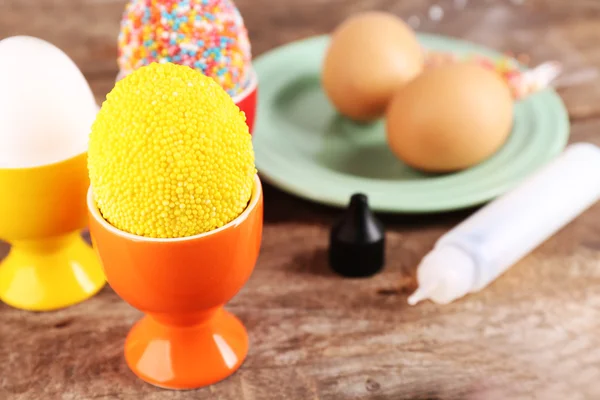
[407,288,426,306]
[407,282,437,306]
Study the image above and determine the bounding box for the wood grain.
[2,0,600,399]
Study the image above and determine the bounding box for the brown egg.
[322,11,424,122]
[385,62,514,173]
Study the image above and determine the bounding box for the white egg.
[0,36,98,169]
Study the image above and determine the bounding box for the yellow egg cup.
[0,152,105,311]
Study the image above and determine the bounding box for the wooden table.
[2,0,600,398]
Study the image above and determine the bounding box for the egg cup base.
[0,232,106,311]
[125,307,248,390]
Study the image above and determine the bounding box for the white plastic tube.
[408,142,600,305]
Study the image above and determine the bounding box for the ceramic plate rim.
[252,33,570,213]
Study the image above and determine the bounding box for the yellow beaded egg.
[88,62,256,238]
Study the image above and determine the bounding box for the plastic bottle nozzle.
[329,193,385,277]
[407,282,438,306]
[408,245,476,305]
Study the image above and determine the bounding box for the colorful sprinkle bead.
[117,0,252,97]
[423,51,560,100]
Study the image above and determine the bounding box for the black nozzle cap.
[328,193,385,278]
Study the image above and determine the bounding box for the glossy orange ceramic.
[87,175,263,389]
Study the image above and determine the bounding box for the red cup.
[233,67,258,135]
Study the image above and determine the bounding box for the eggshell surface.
[322,11,424,122]
[0,36,98,169]
[386,62,514,173]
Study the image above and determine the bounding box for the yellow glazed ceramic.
[0,152,105,311]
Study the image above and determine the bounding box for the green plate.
[252,34,570,213]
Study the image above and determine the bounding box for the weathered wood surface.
[2,0,600,399]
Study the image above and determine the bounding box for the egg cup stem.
[0,232,105,311]
[125,307,249,389]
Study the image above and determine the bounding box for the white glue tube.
[408,142,600,305]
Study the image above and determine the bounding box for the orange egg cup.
[87,175,263,390]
